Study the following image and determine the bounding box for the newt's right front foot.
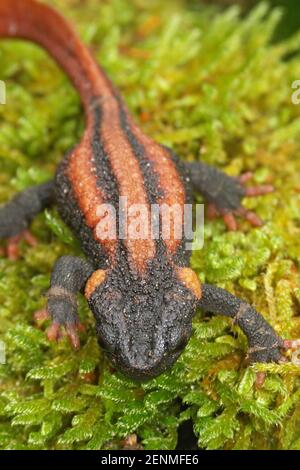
[34,307,85,349]
[41,255,94,349]
[46,318,85,350]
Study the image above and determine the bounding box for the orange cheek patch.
[176,267,202,299]
[85,269,107,299]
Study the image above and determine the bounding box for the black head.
[86,260,200,380]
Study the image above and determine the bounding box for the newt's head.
[85,261,201,380]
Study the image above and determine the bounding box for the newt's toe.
[234,172,274,229]
[5,229,37,260]
[255,371,266,389]
[236,207,263,227]
[65,324,81,349]
[244,185,274,197]
[239,171,274,196]
[207,202,219,220]
[34,309,50,323]
[282,339,300,351]
[221,211,238,231]
[46,322,62,342]
[46,320,84,349]
[238,171,253,184]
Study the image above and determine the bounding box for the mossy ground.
[0,0,300,450]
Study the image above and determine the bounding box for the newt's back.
[56,94,190,272]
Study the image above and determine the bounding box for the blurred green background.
[201,0,300,39]
[271,0,300,39]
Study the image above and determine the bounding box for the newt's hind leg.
[0,181,54,258]
[43,256,93,349]
[186,162,273,230]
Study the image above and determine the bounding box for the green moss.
[0,0,300,450]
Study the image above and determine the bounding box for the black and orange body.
[0,0,292,380]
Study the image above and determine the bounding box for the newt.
[0,0,298,380]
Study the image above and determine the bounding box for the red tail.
[0,0,114,109]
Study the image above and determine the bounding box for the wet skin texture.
[0,0,289,380]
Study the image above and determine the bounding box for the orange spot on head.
[85,269,107,299]
[176,267,201,299]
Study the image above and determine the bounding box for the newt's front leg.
[198,284,299,364]
[45,256,94,349]
[0,181,54,258]
[187,161,273,230]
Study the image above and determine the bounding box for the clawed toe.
[34,309,50,323]
[46,322,62,342]
[221,211,238,231]
[255,371,267,389]
[236,207,263,227]
[2,230,37,260]
[207,204,238,231]
[238,171,253,184]
[46,320,84,349]
[282,339,300,351]
[207,203,219,220]
[239,171,274,197]
[244,185,274,197]
[65,324,81,349]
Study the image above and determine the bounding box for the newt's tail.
[0,0,115,109]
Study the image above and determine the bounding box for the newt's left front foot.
[187,162,274,231]
[45,287,86,349]
[47,318,85,350]
[207,171,274,231]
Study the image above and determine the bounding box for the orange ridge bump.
[85,269,107,299]
[176,267,202,299]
